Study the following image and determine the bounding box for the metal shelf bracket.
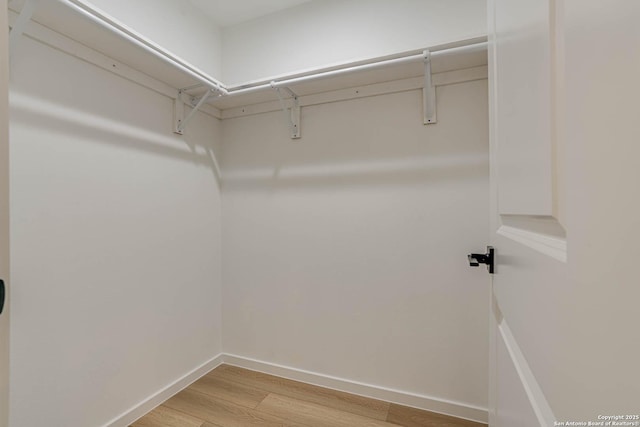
[423,49,437,125]
[9,0,39,57]
[174,86,221,135]
[272,82,301,139]
[173,91,185,135]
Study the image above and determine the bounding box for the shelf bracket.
[173,91,186,135]
[174,86,220,135]
[271,82,301,139]
[423,49,437,125]
[9,0,39,57]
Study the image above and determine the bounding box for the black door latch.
[468,246,495,274]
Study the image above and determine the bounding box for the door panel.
[0,2,10,427]
[489,0,640,425]
[494,0,553,216]
[489,0,564,419]
[489,0,564,424]
[496,330,538,427]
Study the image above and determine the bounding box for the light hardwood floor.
[131,365,486,427]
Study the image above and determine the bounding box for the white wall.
[222,0,487,84]
[221,80,490,412]
[86,0,223,78]
[9,37,223,427]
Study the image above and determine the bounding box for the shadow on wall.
[10,91,222,186]
[222,154,489,191]
[220,85,489,192]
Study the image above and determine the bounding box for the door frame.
[0,1,11,426]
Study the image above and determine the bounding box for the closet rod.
[57,0,484,101]
[224,41,487,98]
[59,0,228,95]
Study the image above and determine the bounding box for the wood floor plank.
[134,366,486,427]
[257,393,401,427]
[386,404,486,427]
[209,365,390,421]
[189,374,269,408]
[163,388,305,427]
[130,404,204,427]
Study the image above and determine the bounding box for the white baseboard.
[222,354,488,424]
[102,353,225,427]
[100,353,487,425]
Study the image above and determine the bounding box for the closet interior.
[6,1,490,426]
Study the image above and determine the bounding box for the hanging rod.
[222,41,487,99]
[58,0,228,95]
[33,1,485,135]
[56,0,484,102]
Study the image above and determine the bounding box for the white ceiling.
[189,0,312,28]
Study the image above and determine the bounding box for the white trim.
[222,77,422,119]
[222,354,488,424]
[497,321,556,427]
[92,352,488,426]
[497,225,567,263]
[102,353,225,427]
[221,66,488,120]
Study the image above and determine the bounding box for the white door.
[0,1,10,427]
[487,0,640,425]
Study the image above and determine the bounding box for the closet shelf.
[9,0,488,131]
[212,39,487,110]
[9,0,224,93]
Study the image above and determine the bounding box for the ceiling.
[188,0,312,28]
